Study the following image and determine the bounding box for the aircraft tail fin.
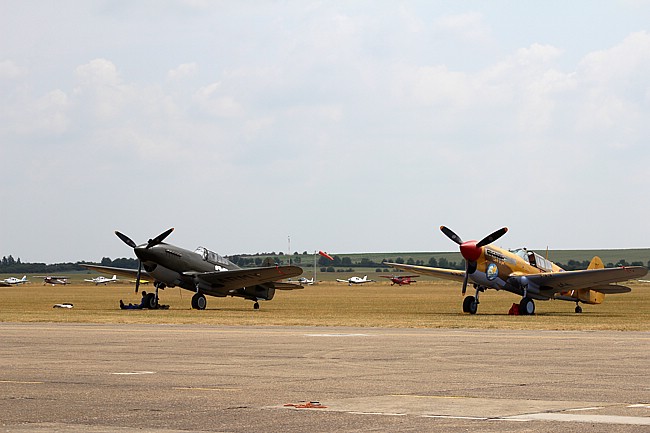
[588,256,605,270]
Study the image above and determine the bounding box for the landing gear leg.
[153,282,165,307]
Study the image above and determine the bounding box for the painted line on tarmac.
[505,413,650,425]
[0,380,43,384]
[173,387,240,391]
[305,333,370,337]
[347,411,406,416]
[421,415,489,421]
[565,406,605,411]
[110,371,155,375]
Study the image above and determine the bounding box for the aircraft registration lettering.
[485,249,506,263]
[215,265,228,272]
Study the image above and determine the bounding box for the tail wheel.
[519,297,535,315]
[462,296,478,314]
[191,293,206,310]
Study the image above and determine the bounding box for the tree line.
[0,256,139,273]
[1,253,648,274]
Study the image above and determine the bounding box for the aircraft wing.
[520,266,647,295]
[80,264,147,280]
[193,265,303,291]
[384,262,466,282]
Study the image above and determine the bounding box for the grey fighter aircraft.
[81,228,304,310]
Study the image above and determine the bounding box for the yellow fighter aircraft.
[386,226,647,315]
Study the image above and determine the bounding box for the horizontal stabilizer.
[590,285,632,294]
[273,282,304,290]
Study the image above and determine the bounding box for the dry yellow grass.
[1,280,648,330]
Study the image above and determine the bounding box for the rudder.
[588,256,604,270]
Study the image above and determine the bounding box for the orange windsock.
[318,251,334,261]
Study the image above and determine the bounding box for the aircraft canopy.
[195,247,235,267]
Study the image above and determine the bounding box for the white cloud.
[167,62,198,81]
[434,12,492,44]
[0,59,23,79]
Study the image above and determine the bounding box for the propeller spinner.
[115,228,174,293]
[439,226,508,295]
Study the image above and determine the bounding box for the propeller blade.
[477,227,508,248]
[147,227,174,248]
[440,226,463,245]
[461,264,469,296]
[115,231,137,249]
[135,261,142,293]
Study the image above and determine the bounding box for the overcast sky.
[2,1,650,263]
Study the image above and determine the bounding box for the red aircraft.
[381,275,419,286]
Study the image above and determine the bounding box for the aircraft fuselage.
[134,242,239,293]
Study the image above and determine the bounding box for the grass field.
[1,280,648,331]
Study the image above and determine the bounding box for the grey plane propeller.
[81,228,304,310]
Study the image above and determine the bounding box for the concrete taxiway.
[0,323,648,432]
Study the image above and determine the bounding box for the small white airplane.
[290,277,314,285]
[0,275,28,286]
[85,275,119,285]
[336,275,374,286]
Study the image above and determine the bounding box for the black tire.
[191,293,206,310]
[519,297,535,315]
[144,293,157,309]
[575,305,582,314]
[253,302,260,310]
[462,296,478,314]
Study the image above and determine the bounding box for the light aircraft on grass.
[289,277,315,285]
[380,275,419,286]
[81,228,303,310]
[0,275,28,286]
[85,275,119,285]
[336,275,374,285]
[39,276,70,286]
[386,226,647,315]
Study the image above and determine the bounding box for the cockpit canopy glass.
[510,248,553,272]
[194,247,234,267]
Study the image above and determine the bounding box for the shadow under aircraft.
[82,228,303,310]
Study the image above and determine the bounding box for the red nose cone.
[460,240,482,262]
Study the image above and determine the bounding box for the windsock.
[318,250,334,261]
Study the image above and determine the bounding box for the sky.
[2,1,650,263]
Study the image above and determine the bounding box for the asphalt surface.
[1,323,649,432]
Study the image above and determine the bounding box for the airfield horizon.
[1,280,648,331]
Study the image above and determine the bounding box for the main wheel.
[191,293,206,310]
[462,296,478,314]
[143,293,157,309]
[519,297,535,315]
[575,305,582,314]
[253,302,260,310]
